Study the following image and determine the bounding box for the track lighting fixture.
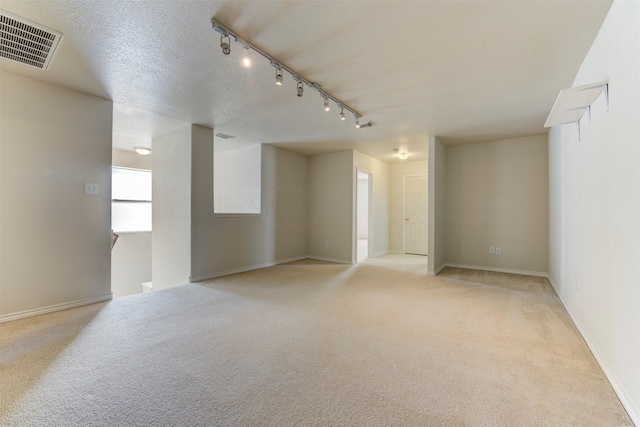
[242,47,251,67]
[220,33,230,55]
[211,18,372,128]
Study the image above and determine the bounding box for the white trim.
[355,168,373,264]
[445,263,548,278]
[307,256,353,265]
[0,294,113,324]
[190,256,309,282]
[428,263,447,276]
[547,277,640,426]
[211,213,263,217]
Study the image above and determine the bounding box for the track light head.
[275,68,283,85]
[324,97,330,112]
[242,47,251,67]
[220,34,230,55]
[355,116,360,128]
[297,81,303,97]
[339,106,346,121]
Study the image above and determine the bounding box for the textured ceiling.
[0,1,612,163]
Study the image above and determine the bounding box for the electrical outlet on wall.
[84,183,99,195]
[496,247,501,255]
[489,247,495,254]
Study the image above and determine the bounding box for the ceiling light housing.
[399,152,409,160]
[134,146,152,156]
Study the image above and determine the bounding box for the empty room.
[0,1,638,426]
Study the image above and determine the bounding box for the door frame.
[355,168,373,263]
[403,173,428,254]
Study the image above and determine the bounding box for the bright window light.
[112,167,152,232]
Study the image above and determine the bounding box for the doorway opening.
[404,174,428,256]
[356,170,372,262]
[111,155,153,298]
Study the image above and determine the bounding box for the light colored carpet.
[0,255,632,426]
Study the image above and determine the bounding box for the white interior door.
[404,175,428,255]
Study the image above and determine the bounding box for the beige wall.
[213,144,261,214]
[428,136,446,274]
[353,151,389,258]
[548,0,639,422]
[389,160,428,253]
[445,135,548,274]
[308,150,354,262]
[112,148,152,170]
[152,125,192,290]
[190,132,309,280]
[0,72,113,319]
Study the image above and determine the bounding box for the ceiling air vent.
[215,133,235,140]
[0,11,63,70]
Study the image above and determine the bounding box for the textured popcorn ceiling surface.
[0,1,612,161]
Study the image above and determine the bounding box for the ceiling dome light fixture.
[242,46,251,67]
[134,146,152,156]
[220,33,230,55]
[399,152,409,160]
[211,18,373,128]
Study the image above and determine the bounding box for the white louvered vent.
[0,11,62,70]
[215,133,236,140]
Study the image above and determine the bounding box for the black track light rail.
[212,18,365,123]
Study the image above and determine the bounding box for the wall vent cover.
[215,133,236,140]
[0,11,63,70]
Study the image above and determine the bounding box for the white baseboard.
[190,256,310,282]
[547,277,639,426]
[444,263,548,278]
[0,294,113,324]
[370,250,389,258]
[428,263,447,276]
[307,255,353,264]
